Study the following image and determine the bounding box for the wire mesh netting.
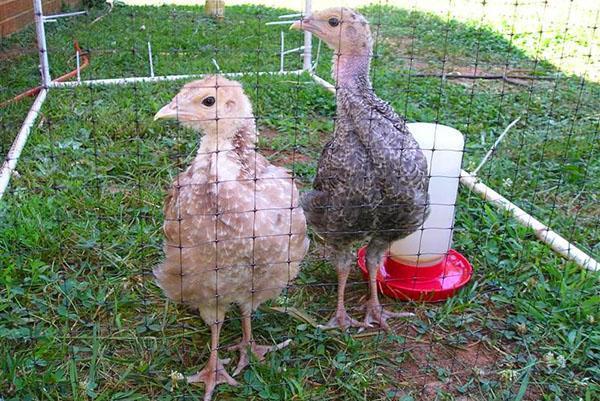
[0,1,598,400]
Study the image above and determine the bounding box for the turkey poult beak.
[290,18,321,34]
[154,102,178,121]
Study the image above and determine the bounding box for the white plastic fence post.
[76,50,81,82]
[303,0,312,71]
[148,42,155,78]
[280,31,285,72]
[33,0,51,86]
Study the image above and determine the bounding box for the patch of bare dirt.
[258,127,313,166]
[261,147,312,165]
[0,47,38,61]
[395,334,498,383]
[378,322,544,401]
[382,36,552,90]
[259,127,280,140]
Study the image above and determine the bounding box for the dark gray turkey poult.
[292,8,430,331]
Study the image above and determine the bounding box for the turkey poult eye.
[328,17,340,27]
[202,96,216,107]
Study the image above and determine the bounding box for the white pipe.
[147,42,155,78]
[211,58,221,72]
[473,116,521,175]
[460,170,598,271]
[33,0,51,86]
[76,50,81,82]
[265,20,298,26]
[280,31,285,72]
[281,46,304,56]
[48,70,305,88]
[0,89,48,200]
[311,39,322,71]
[311,73,336,92]
[308,72,599,272]
[42,10,87,20]
[303,0,312,71]
[279,13,302,19]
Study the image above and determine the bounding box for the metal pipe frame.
[43,10,88,23]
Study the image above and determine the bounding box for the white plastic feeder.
[357,123,472,302]
[390,123,465,265]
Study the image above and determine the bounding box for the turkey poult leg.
[187,322,238,401]
[363,239,414,331]
[319,251,368,330]
[228,314,292,376]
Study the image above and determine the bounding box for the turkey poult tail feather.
[300,190,326,220]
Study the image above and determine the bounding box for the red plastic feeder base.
[357,247,472,302]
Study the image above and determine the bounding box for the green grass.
[1,2,599,401]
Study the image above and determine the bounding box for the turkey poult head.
[291,7,373,58]
[154,75,254,139]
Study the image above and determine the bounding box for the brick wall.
[1,0,82,37]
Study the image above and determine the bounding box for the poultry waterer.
[358,123,472,302]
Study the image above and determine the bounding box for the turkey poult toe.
[317,253,369,331]
[187,356,238,401]
[185,322,238,401]
[153,75,309,400]
[363,301,414,331]
[227,314,292,376]
[318,307,368,331]
[228,339,292,376]
[293,8,429,331]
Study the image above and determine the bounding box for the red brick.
[1,0,81,37]
[0,0,32,20]
[0,9,33,37]
[43,0,63,14]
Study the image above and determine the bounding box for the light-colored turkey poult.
[153,76,309,401]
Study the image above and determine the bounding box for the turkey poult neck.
[197,121,257,156]
[195,121,258,181]
[332,49,373,94]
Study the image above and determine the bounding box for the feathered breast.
[303,85,430,243]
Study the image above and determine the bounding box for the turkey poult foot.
[318,307,369,331]
[228,338,292,376]
[363,301,414,331]
[187,358,239,401]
